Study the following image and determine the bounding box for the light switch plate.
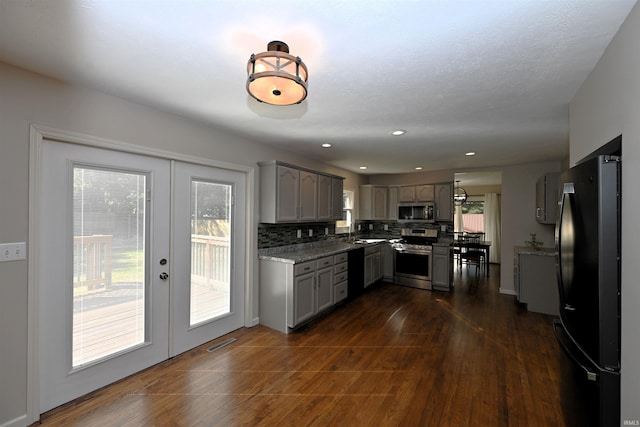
[0,242,27,262]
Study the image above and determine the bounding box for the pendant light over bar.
[454,180,468,205]
[246,41,308,105]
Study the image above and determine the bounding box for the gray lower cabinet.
[364,244,383,287]
[293,270,315,326]
[260,253,349,333]
[382,243,394,281]
[333,252,349,304]
[432,245,453,291]
[515,248,559,315]
[315,264,334,313]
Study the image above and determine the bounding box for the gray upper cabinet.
[331,177,343,220]
[319,176,344,221]
[416,184,435,201]
[398,186,416,202]
[359,185,388,220]
[387,186,398,221]
[435,183,453,222]
[259,160,344,223]
[275,165,299,222]
[398,185,434,202]
[317,174,332,221]
[299,170,318,221]
[536,172,559,224]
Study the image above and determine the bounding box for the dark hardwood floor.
[37,263,567,426]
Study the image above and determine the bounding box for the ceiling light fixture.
[359,166,368,170]
[465,151,476,156]
[246,41,308,106]
[454,180,468,206]
[321,143,332,148]
[391,130,407,136]
[415,167,423,170]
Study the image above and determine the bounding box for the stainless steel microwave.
[397,203,435,222]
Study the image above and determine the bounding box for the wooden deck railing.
[191,235,230,291]
[73,234,228,294]
[74,235,112,293]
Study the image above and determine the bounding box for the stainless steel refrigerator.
[553,153,621,427]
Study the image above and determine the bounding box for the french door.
[37,139,245,413]
[170,161,246,356]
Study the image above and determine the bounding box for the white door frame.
[27,124,256,424]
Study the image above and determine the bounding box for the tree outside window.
[461,198,484,233]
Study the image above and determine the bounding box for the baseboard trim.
[499,288,517,296]
[0,414,27,427]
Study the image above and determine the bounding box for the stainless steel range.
[392,228,439,290]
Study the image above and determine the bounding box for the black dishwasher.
[348,247,365,300]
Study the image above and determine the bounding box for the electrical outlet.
[308,229,313,237]
[358,224,361,231]
[325,228,329,235]
[0,242,27,262]
[369,224,373,230]
[384,224,389,231]
[297,229,302,238]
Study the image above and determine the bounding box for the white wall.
[570,2,640,422]
[0,61,362,425]
[500,161,562,294]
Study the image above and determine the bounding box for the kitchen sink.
[354,239,387,244]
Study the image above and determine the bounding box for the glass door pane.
[73,166,147,367]
[190,180,232,325]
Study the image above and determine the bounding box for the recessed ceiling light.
[359,166,368,170]
[415,167,423,170]
[466,152,476,156]
[391,129,407,136]
[321,143,332,148]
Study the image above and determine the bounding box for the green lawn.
[111,241,145,283]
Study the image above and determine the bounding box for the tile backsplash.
[258,223,338,248]
[258,221,451,249]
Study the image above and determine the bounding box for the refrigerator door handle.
[553,319,597,382]
[556,188,576,307]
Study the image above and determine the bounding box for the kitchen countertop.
[259,240,381,264]
[260,235,456,263]
[514,246,557,256]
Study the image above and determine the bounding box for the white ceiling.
[0,0,636,176]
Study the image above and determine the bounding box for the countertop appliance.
[553,153,621,427]
[392,228,438,290]
[397,202,435,222]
